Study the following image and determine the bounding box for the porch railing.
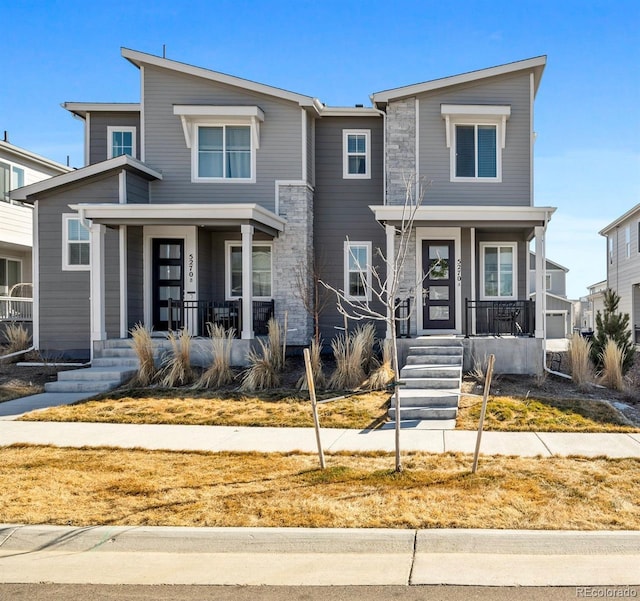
[395,297,411,338]
[464,299,535,337]
[0,296,33,321]
[167,299,274,337]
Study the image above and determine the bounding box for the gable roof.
[10,155,162,202]
[0,140,72,175]
[371,56,546,105]
[599,203,640,235]
[121,48,324,114]
[529,251,569,272]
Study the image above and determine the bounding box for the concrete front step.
[406,354,462,365]
[407,346,463,356]
[44,380,121,393]
[92,357,140,368]
[57,366,137,382]
[99,348,139,358]
[388,406,458,421]
[400,376,461,390]
[395,389,460,408]
[400,365,462,379]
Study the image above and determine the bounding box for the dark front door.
[152,239,184,330]
[422,240,455,330]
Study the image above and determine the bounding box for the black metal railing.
[395,297,411,338]
[167,299,274,337]
[464,299,535,337]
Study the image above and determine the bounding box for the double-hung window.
[1,161,25,202]
[480,242,517,300]
[62,214,90,270]
[198,126,251,180]
[344,241,371,300]
[441,104,510,182]
[107,126,136,159]
[226,243,272,299]
[343,130,371,179]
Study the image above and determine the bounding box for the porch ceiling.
[67,202,286,236]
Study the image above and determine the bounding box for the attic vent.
[355,104,363,108]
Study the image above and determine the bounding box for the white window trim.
[62,213,90,271]
[441,104,510,183]
[545,273,552,290]
[344,241,372,301]
[224,241,273,301]
[343,129,371,179]
[479,242,518,301]
[0,256,22,294]
[107,126,137,159]
[625,225,631,258]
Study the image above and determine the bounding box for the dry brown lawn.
[1,445,638,530]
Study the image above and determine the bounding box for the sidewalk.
[1,391,639,457]
[1,525,639,586]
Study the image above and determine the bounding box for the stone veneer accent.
[386,98,417,205]
[272,183,314,345]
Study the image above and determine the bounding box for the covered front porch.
[72,202,291,360]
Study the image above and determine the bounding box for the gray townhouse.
[12,49,555,374]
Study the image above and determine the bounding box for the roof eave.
[599,203,640,236]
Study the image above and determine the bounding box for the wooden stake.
[282,311,288,366]
[304,346,325,469]
[472,354,495,474]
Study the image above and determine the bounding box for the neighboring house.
[0,137,71,332]
[528,252,573,339]
[12,49,555,373]
[599,204,640,344]
[579,279,607,334]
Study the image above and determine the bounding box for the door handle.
[422,288,429,306]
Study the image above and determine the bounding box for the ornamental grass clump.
[239,318,283,392]
[159,329,194,388]
[599,338,625,391]
[298,338,326,390]
[2,323,31,357]
[365,338,395,391]
[328,326,370,391]
[196,323,235,389]
[129,323,156,387]
[568,332,594,391]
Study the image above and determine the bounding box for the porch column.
[534,226,546,339]
[386,224,395,339]
[89,222,107,361]
[241,224,254,339]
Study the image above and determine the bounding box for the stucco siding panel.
[143,66,302,210]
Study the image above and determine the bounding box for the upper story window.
[344,241,371,300]
[62,214,90,271]
[107,126,136,159]
[625,225,631,258]
[480,242,517,300]
[0,258,21,295]
[441,104,510,183]
[1,161,25,202]
[198,126,251,180]
[343,130,371,179]
[173,105,264,184]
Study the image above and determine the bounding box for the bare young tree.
[293,252,332,345]
[321,174,437,472]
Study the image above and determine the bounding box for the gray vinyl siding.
[126,172,151,203]
[143,66,303,211]
[607,212,640,322]
[37,174,120,356]
[416,71,532,206]
[127,226,144,328]
[88,112,140,165]
[475,231,528,300]
[197,228,214,301]
[314,115,385,342]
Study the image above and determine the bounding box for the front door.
[422,240,455,330]
[152,239,184,330]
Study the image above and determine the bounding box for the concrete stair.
[388,338,463,428]
[44,340,139,394]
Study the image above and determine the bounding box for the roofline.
[529,291,573,303]
[320,107,381,117]
[62,102,141,119]
[529,250,569,272]
[599,203,640,235]
[0,140,72,174]
[370,204,556,224]
[121,48,323,113]
[371,56,547,104]
[10,155,162,201]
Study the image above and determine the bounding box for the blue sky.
[3,0,639,299]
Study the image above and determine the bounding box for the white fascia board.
[10,155,162,201]
[599,203,640,236]
[173,105,265,121]
[369,204,556,224]
[372,56,546,103]
[320,107,381,117]
[441,104,511,117]
[68,202,286,233]
[62,102,140,119]
[0,141,72,174]
[121,47,320,109]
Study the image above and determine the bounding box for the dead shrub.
[568,332,593,391]
[159,330,194,388]
[195,323,235,389]
[599,338,624,391]
[129,323,156,387]
[2,323,31,359]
